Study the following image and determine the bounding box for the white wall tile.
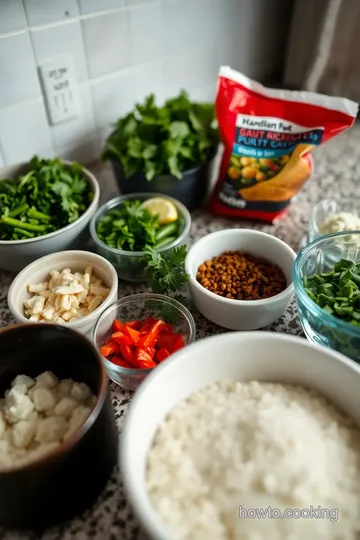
[0,0,26,35]
[59,139,101,165]
[31,21,88,82]
[163,47,218,101]
[82,11,131,79]
[162,0,215,57]
[51,86,96,152]
[126,0,157,5]
[0,100,53,165]
[78,0,126,15]
[23,0,79,26]
[91,71,135,130]
[129,2,162,65]
[132,61,163,105]
[0,33,41,109]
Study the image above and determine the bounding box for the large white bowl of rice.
[121,332,360,540]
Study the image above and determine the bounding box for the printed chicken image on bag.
[209,66,358,223]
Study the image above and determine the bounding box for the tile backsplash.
[0,0,291,167]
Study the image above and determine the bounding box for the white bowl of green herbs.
[89,193,191,282]
[0,156,100,273]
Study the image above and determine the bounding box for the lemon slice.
[141,197,178,224]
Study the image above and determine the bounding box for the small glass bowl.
[93,293,196,391]
[89,193,191,282]
[309,198,360,242]
[294,230,360,362]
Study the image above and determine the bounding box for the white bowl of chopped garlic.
[7,250,118,336]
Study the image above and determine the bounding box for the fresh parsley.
[102,91,219,180]
[143,245,191,324]
[0,156,92,241]
[143,245,189,294]
[96,200,180,251]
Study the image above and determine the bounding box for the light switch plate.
[39,56,80,126]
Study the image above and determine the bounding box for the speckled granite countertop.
[0,124,359,539]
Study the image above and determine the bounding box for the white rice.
[146,381,360,540]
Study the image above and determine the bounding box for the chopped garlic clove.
[89,285,110,297]
[28,282,48,293]
[42,305,55,321]
[60,294,71,311]
[88,296,103,313]
[32,296,45,314]
[54,282,84,295]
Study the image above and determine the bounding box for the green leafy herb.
[143,245,189,294]
[143,246,191,324]
[303,258,360,325]
[0,156,92,241]
[96,200,180,251]
[102,91,219,180]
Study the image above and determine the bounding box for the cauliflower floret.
[11,375,35,391]
[36,371,58,389]
[71,382,92,403]
[65,406,91,439]
[35,416,67,444]
[0,410,6,438]
[4,388,34,423]
[32,388,57,412]
[56,379,73,398]
[54,397,78,418]
[11,412,37,449]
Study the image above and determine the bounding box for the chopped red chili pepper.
[111,331,132,346]
[112,319,125,333]
[99,316,185,371]
[139,319,167,348]
[110,356,133,369]
[120,344,136,366]
[100,341,119,357]
[125,320,142,330]
[140,316,158,333]
[172,335,185,352]
[123,325,140,344]
[135,347,156,368]
[156,347,170,362]
[157,331,178,352]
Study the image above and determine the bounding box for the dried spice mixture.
[197,251,287,300]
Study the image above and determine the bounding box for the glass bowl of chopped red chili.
[93,293,196,390]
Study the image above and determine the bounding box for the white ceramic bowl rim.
[89,193,191,256]
[121,331,360,540]
[185,229,296,306]
[7,250,118,329]
[0,161,100,245]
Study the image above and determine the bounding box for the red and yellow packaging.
[209,66,358,223]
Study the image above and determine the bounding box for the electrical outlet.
[39,56,80,126]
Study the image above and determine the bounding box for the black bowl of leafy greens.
[89,193,191,282]
[0,156,99,273]
[102,92,219,212]
[294,230,360,362]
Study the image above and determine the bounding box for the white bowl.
[0,160,100,273]
[120,332,360,540]
[185,229,296,330]
[7,250,118,337]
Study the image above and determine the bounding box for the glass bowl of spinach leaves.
[89,193,191,282]
[294,230,360,362]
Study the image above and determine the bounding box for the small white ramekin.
[7,250,118,337]
[185,228,296,330]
